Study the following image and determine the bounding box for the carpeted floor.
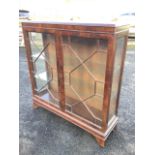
[19,44,135,155]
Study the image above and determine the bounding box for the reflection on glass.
[62,36,108,126]
[29,32,59,106]
[109,37,125,120]
[29,32,44,60]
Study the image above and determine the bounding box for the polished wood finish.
[101,36,116,131]
[55,32,66,111]
[22,21,129,147]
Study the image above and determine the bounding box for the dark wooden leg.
[95,137,105,147]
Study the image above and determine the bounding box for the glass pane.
[109,37,125,120]
[29,32,59,106]
[62,36,108,127]
[29,32,44,60]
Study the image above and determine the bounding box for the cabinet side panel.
[108,37,126,121]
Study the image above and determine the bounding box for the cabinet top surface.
[22,20,129,27]
[22,20,130,33]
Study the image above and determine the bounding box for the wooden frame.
[22,21,129,147]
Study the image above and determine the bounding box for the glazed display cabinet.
[22,21,129,147]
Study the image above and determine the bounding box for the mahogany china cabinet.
[22,21,129,147]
